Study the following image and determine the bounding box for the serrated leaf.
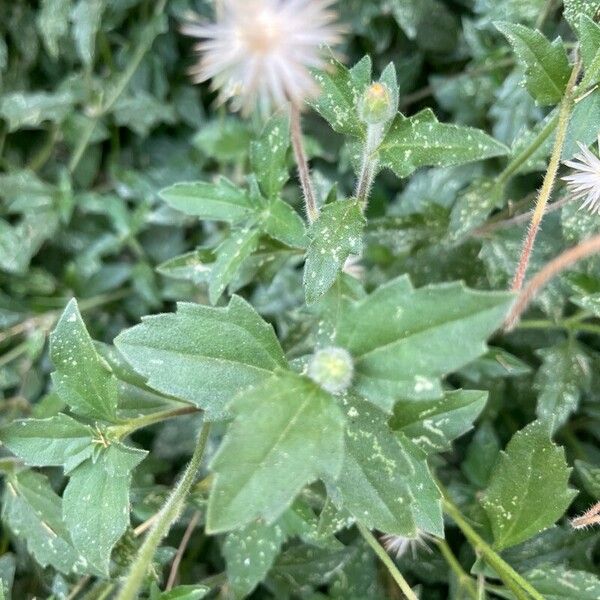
[223,519,285,598]
[50,299,119,422]
[63,442,146,574]
[0,415,94,473]
[331,275,514,411]
[495,22,570,105]
[70,0,104,66]
[250,113,290,199]
[115,296,287,416]
[160,177,254,223]
[112,92,176,137]
[378,109,508,178]
[333,396,442,537]
[206,371,344,533]
[0,91,75,132]
[390,389,487,455]
[262,199,306,248]
[535,341,591,431]
[37,0,72,58]
[482,420,577,550]
[2,470,87,575]
[310,56,371,138]
[304,199,365,304]
[209,224,260,304]
[525,566,600,599]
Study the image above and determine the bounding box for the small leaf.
[63,443,147,574]
[580,15,600,87]
[70,0,104,66]
[482,420,577,550]
[206,371,345,532]
[112,92,176,137]
[223,519,285,598]
[0,415,94,473]
[304,199,365,304]
[378,109,508,178]
[160,177,254,223]
[310,55,371,138]
[115,296,287,416]
[0,92,75,132]
[155,585,210,600]
[37,0,72,58]
[535,341,591,431]
[463,421,501,488]
[250,113,290,199]
[332,396,443,537]
[2,470,87,575]
[390,389,487,455]
[331,275,514,411]
[495,22,570,105]
[209,225,261,304]
[50,299,119,423]
[262,199,306,248]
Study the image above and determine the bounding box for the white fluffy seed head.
[182,0,343,114]
[562,137,600,214]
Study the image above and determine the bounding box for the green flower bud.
[307,346,354,395]
[358,82,395,125]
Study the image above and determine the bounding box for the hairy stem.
[355,123,384,209]
[442,498,544,600]
[109,406,201,439]
[290,103,319,223]
[511,59,582,291]
[506,233,600,330]
[116,422,211,600]
[356,523,419,600]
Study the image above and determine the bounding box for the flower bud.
[358,82,395,125]
[307,346,354,395]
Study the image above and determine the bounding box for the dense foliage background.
[2,0,600,598]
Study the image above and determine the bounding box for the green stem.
[0,342,29,369]
[115,422,211,600]
[442,498,544,600]
[517,319,600,336]
[356,523,419,600]
[435,539,478,600]
[109,406,201,439]
[27,124,59,171]
[355,122,384,209]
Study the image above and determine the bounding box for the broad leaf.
[2,470,87,575]
[50,299,119,422]
[223,519,285,598]
[115,296,287,416]
[390,389,487,454]
[495,22,570,105]
[0,415,94,473]
[332,396,443,537]
[526,566,600,600]
[304,199,365,304]
[160,178,253,223]
[378,109,508,178]
[206,371,345,532]
[63,443,147,574]
[482,420,576,550]
[250,113,290,199]
[331,275,513,411]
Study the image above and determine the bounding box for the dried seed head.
[307,346,353,394]
[562,137,600,214]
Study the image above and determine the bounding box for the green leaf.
[70,0,104,66]
[0,91,75,132]
[209,224,261,304]
[112,92,176,137]
[332,396,443,537]
[574,460,600,498]
[525,566,600,600]
[310,56,371,138]
[262,199,306,248]
[580,15,600,87]
[0,415,94,473]
[304,199,365,304]
[535,341,591,431]
[115,296,287,416]
[159,178,254,224]
[331,276,513,411]
[223,519,285,598]
[564,0,600,32]
[2,470,86,575]
[63,442,146,574]
[206,371,345,532]
[481,420,577,550]
[378,109,508,178]
[463,421,501,488]
[50,299,119,423]
[390,389,487,455]
[495,22,570,105]
[250,113,290,199]
[37,0,72,58]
